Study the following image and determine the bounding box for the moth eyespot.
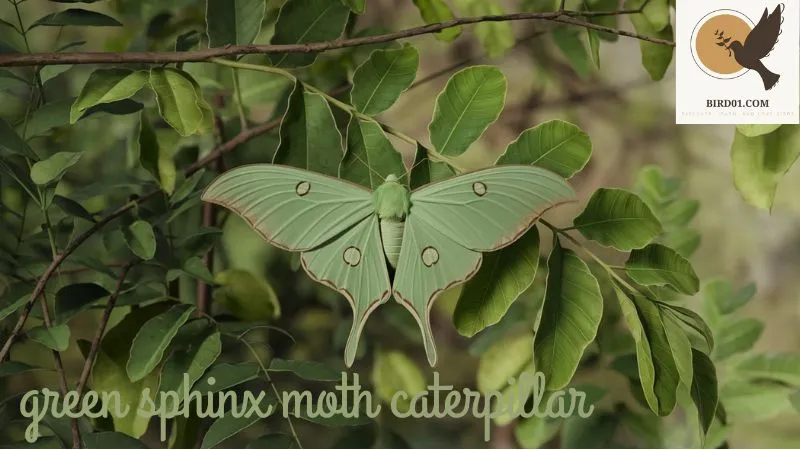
[295,181,311,196]
[343,246,362,266]
[472,182,487,196]
[421,246,439,267]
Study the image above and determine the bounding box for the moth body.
[372,174,411,268]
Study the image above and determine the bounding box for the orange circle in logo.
[695,14,753,75]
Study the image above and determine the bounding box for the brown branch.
[196,114,227,316]
[0,9,671,67]
[38,293,82,449]
[76,262,133,397]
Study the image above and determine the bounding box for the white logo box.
[675,0,799,124]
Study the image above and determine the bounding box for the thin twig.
[240,338,303,449]
[0,9,670,67]
[38,293,82,448]
[75,262,134,396]
[196,114,227,316]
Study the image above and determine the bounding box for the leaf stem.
[76,262,134,396]
[539,219,639,294]
[231,68,248,131]
[239,338,303,449]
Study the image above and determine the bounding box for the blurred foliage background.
[1,0,799,448]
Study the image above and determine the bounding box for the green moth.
[201,164,574,367]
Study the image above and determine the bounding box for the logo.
[691,5,783,90]
[676,1,799,124]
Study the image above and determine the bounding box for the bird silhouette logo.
[690,4,784,90]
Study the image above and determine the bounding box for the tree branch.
[0,9,671,67]
[38,293,82,449]
[75,262,134,397]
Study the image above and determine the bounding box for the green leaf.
[54,282,110,323]
[663,314,693,392]
[551,27,592,79]
[587,30,601,68]
[30,152,82,185]
[0,361,48,377]
[138,112,176,194]
[98,303,170,437]
[340,116,406,189]
[180,256,217,285]
[149,68,204,136]
[574,188,663,251]
[27,324,71,351]
[514,416,561,449]
[791,392,800,413]
[127,303,196,382]
[703,278,756,317]
[171,169,206,204]
[625,243,699,295]
[561,412,619,448]
[641,0,670,31]
[476,332,532,392]
[19,97,75,137]
[213,269,280,321]
[429,66,507,157]
[689,349,718,437]
[82,99,144,119]
[158,330,222,411]
[31,8,122,27]
[731,125,800,210]
[534,239,603,390]
[0,118,38,159]
[0,69,29,90]
[465,0,514,58]
[195,362,260,394]
[715,317,763,360]
[84,432,149,449]
[733,354,800,386]
[71,69,147,123]
[272,83,342,176]
[0,288,29,322]
[269,358,340,381]
[413,0,460,41]
[615,287,680,416]
[206,0,266,47]
[201,394,277,448]
[351,44,419,115]
[736,124,781,138]
[269,0,350,68]
[496,119,592,178]
[453,227,539,337]
[660,303,715,353]
[661,198,699,228]
[372,350,427,411]
[662,229,701,258]
[124,220,156,260]
[627,8,673,80]
[409,143,455,189]
[721,381,793,422]
[340,0,365,14]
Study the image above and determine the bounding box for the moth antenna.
[344,148,387,183]
[402,153,430,186]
